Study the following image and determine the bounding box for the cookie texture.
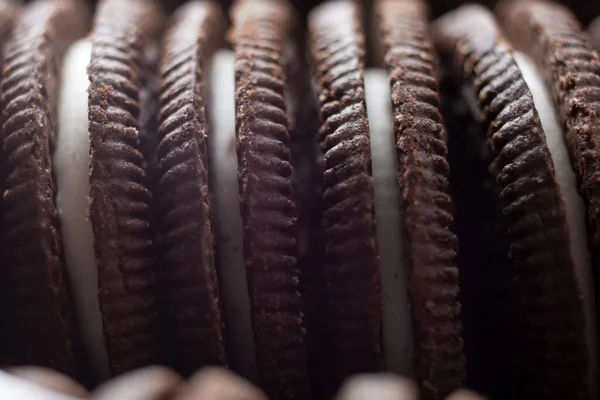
[434,5,589,399]
[375,0,465,398]
[88,0,165,375]
[230,0,310,398]
[497,0,600,326]
[309,0,384,385]
[156,1,226,375]
[0,0,88,378]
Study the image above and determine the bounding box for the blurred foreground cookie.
[0,0,166,383]
[336,375,488,400]
[0,371,83,400]
[336,374,419,400]
[91,367,181,400]
[8,367,88,397]
[308,0,465,398]
[174,368,267,400]
[445,390,487,400]
[434,2,598,398]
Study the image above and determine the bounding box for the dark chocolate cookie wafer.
[88,0,165,376]
[309,0,383,384]
[229,0,310,398]
[156,0,227,375]
[497,0,600,320]
[374,0,465,397]
[0,0,89,379]
[434,5,592,399]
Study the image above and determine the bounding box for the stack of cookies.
[0,0,599,399]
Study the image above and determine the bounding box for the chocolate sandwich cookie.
[434,4,597,399]
[158,1,318,397]
[374,0,465,395]
[228,0,310,398]
[0,0,89,379]
[0,0,168,384]
[156,0,227,376]
[308,0,464,398]
[496,1,600,294]
[309,0,383,382]
[497,0,600,395]
[86,0,165,380]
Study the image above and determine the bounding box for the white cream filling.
[54,39,110,381]
[514,52,598,397]
[208,49,258,382]
[364,69,415,377]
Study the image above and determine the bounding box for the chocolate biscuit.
[309,0,384,384]
[88,0,165,375]
[374,0,465,398]
[229,0,310,398]
[307,0,466,397]
[0,0,88,379]
[156,0,227,375]
[435,4,590,398]
[497,3,600,316]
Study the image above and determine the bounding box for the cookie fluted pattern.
[231,1,309,398]
[0,0,88,378]
[498,0,600,347]
[435,6,588,397]
[88,0,165,375]
[309,0,384,384]
[156,1,226,375]
[376,0,465,398]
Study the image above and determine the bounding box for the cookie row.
[0,0,599,399]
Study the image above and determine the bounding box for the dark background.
[25,0,600,26]
[157,0,598,25]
